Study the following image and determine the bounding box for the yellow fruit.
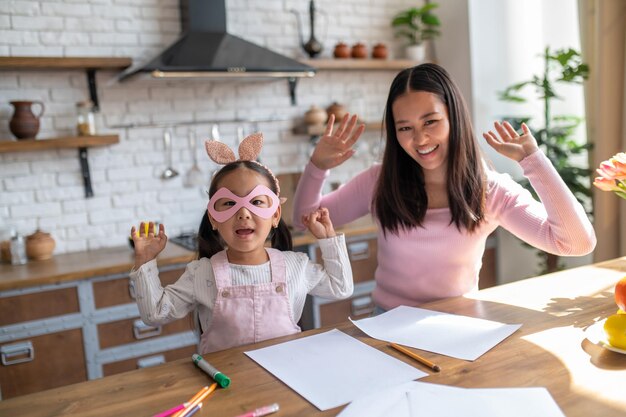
[603,314,626,350]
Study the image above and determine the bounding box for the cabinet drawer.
[98,315,194,349]
[102,345,197,377]
[93,267,185,308]
[316,237,377,284]
[319,292,375,327]
[0,287,79,326]
[0,329,87,399]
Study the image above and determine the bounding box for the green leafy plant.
[499,46,591,274]
[391,3,441,46]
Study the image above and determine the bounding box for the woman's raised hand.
[310,114,365,170]
[483,121,539,162]
[130,222,167,268]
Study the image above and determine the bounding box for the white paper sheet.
[339,382,565,417]
[244,329,427,411]
[409,385,566,417]
[350,305,521,360]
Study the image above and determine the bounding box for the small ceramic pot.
[326,102,348,121]
[333,42,350,58]
[351,42,367,59]
[25,230,55,261]
[304,105,328,126]
[372,43,388,59]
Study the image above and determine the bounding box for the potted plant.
[391,3,441,61]
[499,47,591,273]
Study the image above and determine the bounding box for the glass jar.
[76,101,96,136]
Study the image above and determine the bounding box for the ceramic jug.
[9,100,45,139]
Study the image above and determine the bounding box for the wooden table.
[2,257,625,417]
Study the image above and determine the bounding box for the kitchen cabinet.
[0,245,197,399]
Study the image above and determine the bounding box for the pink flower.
[594,152,626,200]
[593,176,619,192]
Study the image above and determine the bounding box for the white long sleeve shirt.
[130,234,353,330]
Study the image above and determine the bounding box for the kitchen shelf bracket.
[78,147,95,198]
[288,77,298,105]
[86,69,99,112]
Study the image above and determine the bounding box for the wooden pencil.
[389,343,441,372]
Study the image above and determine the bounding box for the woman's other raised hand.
[483,121,539,162]
[310,114,365,170]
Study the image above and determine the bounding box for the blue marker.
[192,353,231,388]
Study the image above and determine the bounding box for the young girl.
[293,63,596,312]
[130,133,353,353]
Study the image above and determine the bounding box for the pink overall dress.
[199,248,301,353]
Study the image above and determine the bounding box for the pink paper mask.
[208,184,279,223]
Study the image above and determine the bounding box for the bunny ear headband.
[205,133,286,223]
[204,132,281,195]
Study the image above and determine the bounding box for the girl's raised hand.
[310,113,365,170]
[130,222,167,268]
[483,121,539,162]
[301,207,336,239]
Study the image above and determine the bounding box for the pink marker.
[234,403,280,417]
[152,402,188,417]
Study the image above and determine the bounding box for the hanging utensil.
[211,124,220,141]
[184,129,204,188]
[161,129,179,180]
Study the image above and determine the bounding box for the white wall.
[0,0,473,254]
[468,0,592,282]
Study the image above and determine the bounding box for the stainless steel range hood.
[119,0,315,81]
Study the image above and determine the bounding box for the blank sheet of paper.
[244,329,427,411]
[350,305,521,360]
[339,382,565,417]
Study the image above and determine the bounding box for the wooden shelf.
[0,56,132,70]
[300,58,420,70]
[0,135,119,153]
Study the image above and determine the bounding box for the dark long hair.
[197,161,293,259]
[374,63,486,235]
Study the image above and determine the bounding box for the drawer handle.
[137,355,165,368]
[1,341,34,365]
[128,280,136,299]
[133,320,162,339]
[351,295,374,316]
[348,241,370,261]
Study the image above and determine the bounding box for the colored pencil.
[152,402,188,417]
[389,343,441,372]
[183,403,203,417]
[174,383,217,417]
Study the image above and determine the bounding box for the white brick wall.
[0,0,446,253]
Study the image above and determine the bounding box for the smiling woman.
[293,62,596,312]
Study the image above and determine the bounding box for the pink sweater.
[293,151,596,309]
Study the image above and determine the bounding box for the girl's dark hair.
[197,161,293,259]
[374,63,486,235]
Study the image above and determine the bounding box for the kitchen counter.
[0,243,194,292]
[0,218,377,292]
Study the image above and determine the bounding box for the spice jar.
[333,42,350,58]
[372,43,388,59]
[304,105,328,126]
[351,42,368,59]
[76,101,96,135]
